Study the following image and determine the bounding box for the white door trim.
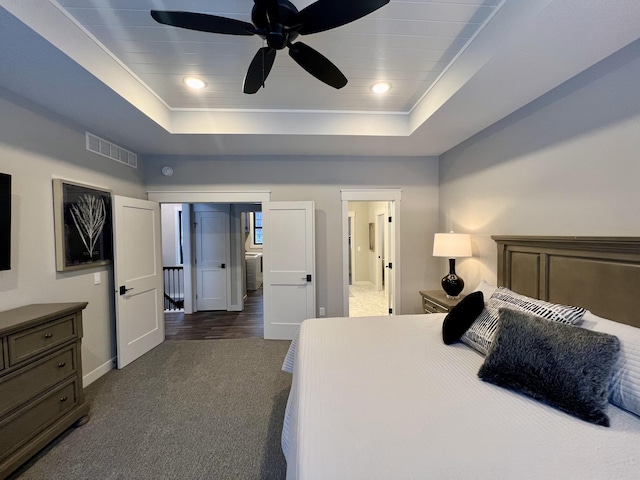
[341,189,401,316]
[149,191,271,314]
[181,204,194,314]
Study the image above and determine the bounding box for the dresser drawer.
[0,346,76,418]
[7,315,76,366]
[0,379,78,460]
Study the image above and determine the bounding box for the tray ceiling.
[0,1,639,156]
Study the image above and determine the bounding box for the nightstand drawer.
[422,296,449,314]
[419,290,465,314]
[8,315,77,366]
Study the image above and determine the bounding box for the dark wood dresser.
[0,303,89,479]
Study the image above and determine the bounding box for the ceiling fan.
[151,0,390,94]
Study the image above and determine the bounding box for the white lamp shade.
[433,233,472,258]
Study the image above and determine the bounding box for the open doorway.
[341,189,401,318]
[160,203,264,340]
[346,201,389,317]
[151,192,315,342]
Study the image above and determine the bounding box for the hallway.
[165,287,263,340]
[349,281,388,317]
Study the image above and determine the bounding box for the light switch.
[94,272,101,285]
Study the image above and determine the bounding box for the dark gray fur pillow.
[478,308,620,426]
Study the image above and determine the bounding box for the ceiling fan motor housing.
[252,0,300,50]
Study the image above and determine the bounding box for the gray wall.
[145,156,440,316]
[161,203,182,266]
[0,89,146,384]
[439,40,640,292]
[348,201,370,282]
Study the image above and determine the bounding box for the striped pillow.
[461,287,586,355]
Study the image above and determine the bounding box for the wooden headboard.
[493,236,640,328]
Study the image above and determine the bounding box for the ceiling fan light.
[371,82,391,94]
[183,76,207,90]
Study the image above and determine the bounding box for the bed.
[281,236,640,479]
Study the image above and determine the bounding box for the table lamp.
[433,232,472,299]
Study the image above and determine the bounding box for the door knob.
[119,285,134,295]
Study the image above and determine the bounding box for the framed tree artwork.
[53,179,113,272]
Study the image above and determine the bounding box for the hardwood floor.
[165,287,264,340]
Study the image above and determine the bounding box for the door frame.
[149,191,271,314]
[341,189,401,316]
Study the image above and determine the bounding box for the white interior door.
[385,204,395,315]
[113,196,164,369]
[263,201,315,340]
[348,211,355,286]
[195,209,229,311]
[376,212,385,292]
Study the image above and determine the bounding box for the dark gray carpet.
[11,339,292,480]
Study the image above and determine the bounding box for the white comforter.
[282,314,640,480]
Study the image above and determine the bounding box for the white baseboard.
[83,357,115,387]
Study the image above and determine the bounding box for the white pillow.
[581,311,640,418]
[472,279,497,303]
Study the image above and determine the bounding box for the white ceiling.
[55,0,500,112]
[1,0,639,157]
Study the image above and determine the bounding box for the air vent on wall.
[85,132,137,168]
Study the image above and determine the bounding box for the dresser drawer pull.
[58,362,66,368]
[60,396,68,402]
[44,333,54,339]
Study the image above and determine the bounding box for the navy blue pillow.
[442,291,484,345]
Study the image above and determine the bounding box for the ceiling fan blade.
[243,47,277,94]
[151,10,255,36]
[297,0,390,35]
[288,42,347,89]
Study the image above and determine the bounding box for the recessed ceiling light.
[183,76,207,90]
[371,82,391,94]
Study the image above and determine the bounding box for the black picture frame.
[0,173,10,271]
[53,179,112,272]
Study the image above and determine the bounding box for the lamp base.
[441,258,464,299]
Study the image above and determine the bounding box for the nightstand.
[419,290,466,314]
